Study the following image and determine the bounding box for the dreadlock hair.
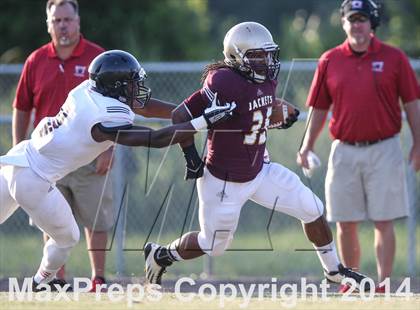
[200,61,231,84]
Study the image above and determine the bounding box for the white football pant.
[197,162,324,256]
[0,165,80,280]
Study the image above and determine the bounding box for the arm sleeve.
[13,56,35,111]
[397,52,420,104]
[182,90,208,118]
[306,56,332,110]
[183,69,241,118]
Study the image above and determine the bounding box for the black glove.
[279,108,300,129]
[183,144,204,180]
[202,92,236,129]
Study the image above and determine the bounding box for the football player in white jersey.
[0,50,235,291]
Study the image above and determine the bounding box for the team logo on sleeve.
[74,65,87,77]
[372,61,384,72]
[203,86,217,105]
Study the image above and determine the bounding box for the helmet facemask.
[111,69,151,109]
[241,46,281,83]
[131,80,152,109]
[121,69,151,109]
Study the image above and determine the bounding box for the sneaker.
[144,242,172,285]
[325,264,371,291]
[89,276,107,293]
[32,278,73,292]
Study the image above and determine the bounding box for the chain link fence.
[0,61,418,279]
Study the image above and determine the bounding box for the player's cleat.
[144,242,172,285]
[337,283,360,293]
[338,281,386,294]
[89,276,107,293]
[325,264,371,291]
[338,284,351,293]
[375,285,386,293]
[32,278,73,292]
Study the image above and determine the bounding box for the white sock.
[33,268,56,284]
[34,239,72,284]
[313,240,340,273]
[167,238,184,262]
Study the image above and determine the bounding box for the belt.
[341,135,395,147]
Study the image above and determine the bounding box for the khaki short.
[325,135,409,222]
[57,160,114,231]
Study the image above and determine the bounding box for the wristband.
[190,116,207,130]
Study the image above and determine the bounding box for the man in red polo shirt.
[297,0,420,293]
[12,0,109,291]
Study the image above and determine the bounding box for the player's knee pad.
[65,224,80,248]
[198,230,233,257]
[53,222,80,248]
[268,163,301,190]
[67,225,80,247]
[42,239,74,272]
[298,186,324,223]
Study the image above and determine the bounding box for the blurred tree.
[208,0,420,60]
[0,0,212,62]
[0,0,49,63]
[80,0,211,61]
[0,0,418,63]
[207,0,319,60]
[379,0,420,57]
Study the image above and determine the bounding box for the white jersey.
[24,80,135,183]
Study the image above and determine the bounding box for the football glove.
[278,108,300,129]
[203,92,236,128]
[182,144,205,180]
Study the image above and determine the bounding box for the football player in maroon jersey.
[144,22,371,290]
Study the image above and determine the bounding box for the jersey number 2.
[244,107,272,145]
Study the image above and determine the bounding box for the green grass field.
[1,292,419,310]
[0,75,419,310]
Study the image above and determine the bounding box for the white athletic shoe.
[144,242,168,285]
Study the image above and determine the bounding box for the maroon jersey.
[184,67,277,182]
